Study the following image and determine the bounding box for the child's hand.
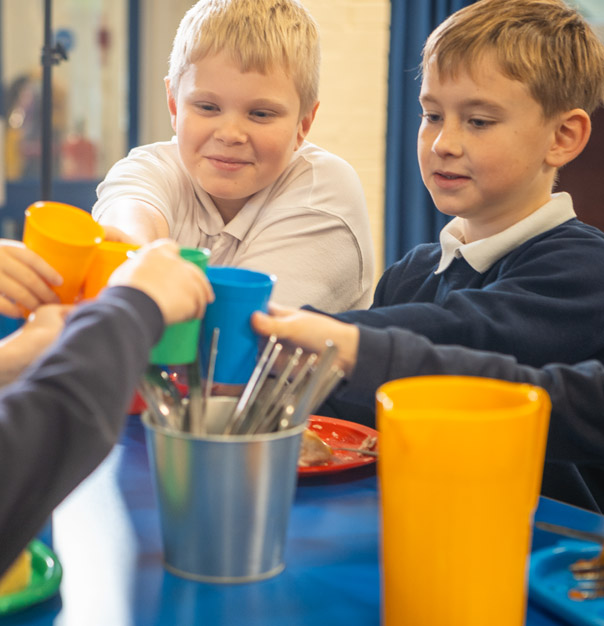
[0,241,62,317]
[251,303,360,377]
[108,239,214,325]
[101,225,140,245]
[20,304,72,354]
[0,304,72,386]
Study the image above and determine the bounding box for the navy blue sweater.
[317,218,604,510]
[325,325,604,512]
[334,218,604,367]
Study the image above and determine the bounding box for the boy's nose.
[214,116,247,145]
[432,123,463,158]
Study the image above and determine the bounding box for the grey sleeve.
[330,325,604,465]
[0,286,163,574]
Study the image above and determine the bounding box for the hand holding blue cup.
[201,267,276,384]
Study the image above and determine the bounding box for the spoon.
[138,380,174,430]
[200,327,220,433]
[144,365,185,429]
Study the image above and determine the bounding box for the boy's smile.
[418,54,561,242]
[167,51,314,223]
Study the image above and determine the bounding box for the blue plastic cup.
[201,267,276,384]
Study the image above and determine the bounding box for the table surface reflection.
[4,414,603,625]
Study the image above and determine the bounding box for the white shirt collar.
[192,181,274,241]
[435,192,576,274]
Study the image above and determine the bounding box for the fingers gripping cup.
[376,376,551,626]
[149,247,211,366]
[23,201,105,304]
[201,267,276,384]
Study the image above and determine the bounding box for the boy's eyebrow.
[188,90,220,101]
[460,98,506,115]
[419,93,505,115]
[247,98,290,112]
[188,91,290,112]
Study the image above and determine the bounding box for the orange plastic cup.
[83,241,141,299]
[23,201,104,304]
[376,376,551,626]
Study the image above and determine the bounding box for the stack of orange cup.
[23,201,104,304]
[23,201,145,414]
[83,240,142,413]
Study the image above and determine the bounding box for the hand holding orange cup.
[22,201,104,304]
[376,376,551,626]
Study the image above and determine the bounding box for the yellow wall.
[300,1,390,278]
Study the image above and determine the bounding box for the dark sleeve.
[327,325,604,465]
[331,232,604,367]
[0,286,164,574]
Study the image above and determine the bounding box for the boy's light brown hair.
[168,0,320,117]
[422,0,604,118]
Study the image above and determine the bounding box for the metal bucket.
[142,397,304,583]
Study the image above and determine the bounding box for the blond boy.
[252,0,604,510]
[92,0,374,312]
[312,0,604,370]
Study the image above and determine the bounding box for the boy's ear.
[165,77,178,133]
[295,101,320,149]
[545,108,591,169]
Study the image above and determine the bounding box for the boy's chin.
[432,203,462,218]
[203,190,253,219]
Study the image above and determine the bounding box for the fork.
[570,550,604,579]
[535,521,604,600]
[568,581,604,601]
[330,446,378,457]
[569,548,604,598]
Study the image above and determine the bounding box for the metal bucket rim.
[141,410,306,442]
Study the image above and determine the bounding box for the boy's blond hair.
[168,0,320,116]
[422,0,604,118]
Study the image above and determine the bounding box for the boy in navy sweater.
[253,0,604,511]
[252,304,604,511]
[314,0,604,369]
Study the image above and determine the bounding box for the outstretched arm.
[252,303,604,465]
[252,303,360,375]
[0,241,213,575]
[95,199,170,245]
[0,304,72,386]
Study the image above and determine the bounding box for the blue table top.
[5,414,604,625]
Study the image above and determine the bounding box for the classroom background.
[0,0,602,284]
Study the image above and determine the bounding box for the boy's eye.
[420,112,441,124]
[468,118,494,129]
[250,110,275,121]
[196,102,219,113]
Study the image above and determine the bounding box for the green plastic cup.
[149,247,211,365]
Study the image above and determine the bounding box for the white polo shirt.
[436,193,576,274]
[93,139,375,312]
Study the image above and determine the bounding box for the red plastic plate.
[298,415,378,475]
